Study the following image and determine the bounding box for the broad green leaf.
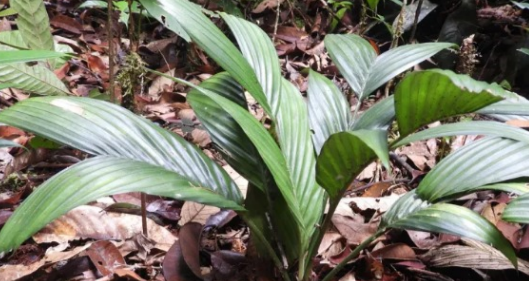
[382,191,517,266]
[478,182,529,195]
[316,129,388,199]
[307,70,353,153]
[393,121,529,148]
[138,0,271,115]
[0,156,244,254]
[188,72,267,188]
[503,192,529,223]
[277,79,324,255]
[395,70,502,137]
[222,13,324,259]
[0,31,70,95]
[325,34,453,100]
[138,0,190,41]
[0,97,241,203]
[352,96,395,130]
[10,0,54,51]
[417,137,529,202]
[0,50,71,64]
[0,138,22,148]
[150,70,305,227]
[479,99,529,116]
[221,12,281,117]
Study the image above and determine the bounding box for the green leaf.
[0,50,71,64]
[417,137,529,202]
[0,8,17,17]
[316,129,388,199]
[325,34,453,100]
[0,156,244,254]
[382,191,517,266]
[10,0,54,51]
[0,96,242,203]
[138,0,270,115]
[0,31,70,95]
[503,192,529,223]
[188,72,267,188]
[0,138,22,148]
[352,96,395,130]
[518,48,529,56]
[393,121,529,148]
[221,12,281,117]
[479,99,529,116]
[307,70,352,153]
[366,0,380,10]
[395,70,502,137]
[277,79,324,252]
[222,13,324,258]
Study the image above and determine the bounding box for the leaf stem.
[302,197,340,280]
[244,216,292,281]
[321,229,385,281]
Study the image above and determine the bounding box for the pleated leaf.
[352,96,395,130]
[503,193,529,224]
[222,13,324,256]
[395,70,502,137]
[417,137,529,202]
[325,34,453,100]
[138,0,270,115]
[382,191,517,266]
[0,31,70,95]
[316,129,389,199]
[393,121,529,148]
[0,156,244,254]
[479,99,529,116]
[307,70,352,153]
[188,72,267,188]
[10,0,54,51]
[137,0,190,41]
[0,97,241,203]
[181,80,303,226]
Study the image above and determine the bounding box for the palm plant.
[1,0,529,280]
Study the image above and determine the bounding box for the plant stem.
[244,216,292,281]
[302,198,340,281]
[409,0,424,43]
[321,229,385,281]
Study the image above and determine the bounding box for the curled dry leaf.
[86,240,126,276]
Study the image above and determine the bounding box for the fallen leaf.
[86,240,126,276]
[332,214,379,246]
[32,205,177,246]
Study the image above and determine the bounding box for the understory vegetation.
[1,0,529,280]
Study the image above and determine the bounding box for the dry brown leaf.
[0,243,92,280]
[252,0,284,13]
[32,205,176,246]
[421,238,529,276]
[332,214,379,246]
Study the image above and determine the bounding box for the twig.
[409,0,424,43]
[389,151,415,176]
[107,0,116,102]
[141,193,148,236]
[272,0,281,42]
